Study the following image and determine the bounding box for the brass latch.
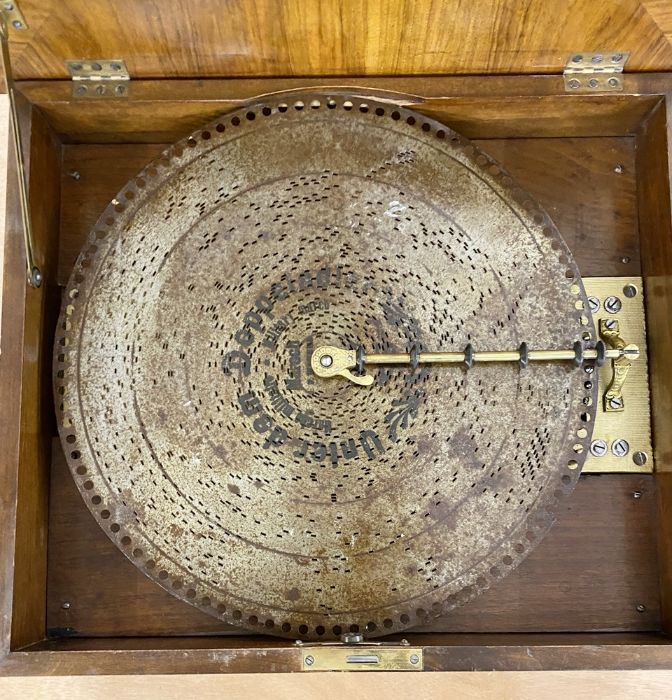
[563,52,629,92]
[66,59,130,98]
[296,634,423,671]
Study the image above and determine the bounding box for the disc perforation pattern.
[55,92,597,640]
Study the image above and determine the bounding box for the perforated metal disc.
[55,91,597,640]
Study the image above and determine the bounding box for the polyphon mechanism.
[54,91,642,640]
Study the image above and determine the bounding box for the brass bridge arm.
[312,328,640,402]
[599,318,639,412]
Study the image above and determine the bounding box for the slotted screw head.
[590,439,608,457]
[604,296,622,313]
[604,318,617,330]
[410,654,420,664]
[612,439,629,457]
[587,297,600,313]
[304,655,314,666]
[609,396,624,410]
[633,451,648,466]
[567,78,581,90]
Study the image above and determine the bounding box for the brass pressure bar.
[311,339,639,388]
[365,348,625,364]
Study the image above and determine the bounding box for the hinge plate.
[0,1,28,30]
[564,52,629,92]
[66,59,130,98]
[300,645,423,671]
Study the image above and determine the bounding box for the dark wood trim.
[15,75,668,143]
[1,634,672,675]
[635,96,672,634]
[0,85,27,664]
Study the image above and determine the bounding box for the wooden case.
[2,0,672,677]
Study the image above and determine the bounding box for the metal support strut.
[0,11,41,287]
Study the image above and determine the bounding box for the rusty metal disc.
[54,91,597,640]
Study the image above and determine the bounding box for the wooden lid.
[6,0,672,80]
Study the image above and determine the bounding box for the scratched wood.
[57,135,639,285]
[6,1,672,79]
[47,440,660,637]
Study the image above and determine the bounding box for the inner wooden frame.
[1,74,671,675]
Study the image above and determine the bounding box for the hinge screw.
[567,78,581,90]
[612,54,624,62]
[304,655,315,666]
[607,77,619,88]
[410,654,420,665]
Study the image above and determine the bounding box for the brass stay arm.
[0,10,41,287]
[311,319,639,411]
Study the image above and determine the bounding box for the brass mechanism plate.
[583,277,653,474]
[301,646,423,671]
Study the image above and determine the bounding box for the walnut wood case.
[1,6,672,676]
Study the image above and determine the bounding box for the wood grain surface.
[3,670,672,698]
[57,135,639,286]
[5,1,672,79]
[47,440,660,637]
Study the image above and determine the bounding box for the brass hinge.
[0,1,27,30]
[563,52,629,92]
[296,635,423,671]
[66,59,130,98]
